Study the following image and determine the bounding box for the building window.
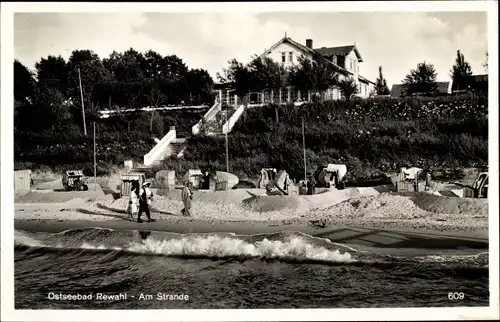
[288,52,293,62]
[332,55,337,64]
[282,53,286,63]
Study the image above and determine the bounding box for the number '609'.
[448,292,465,300]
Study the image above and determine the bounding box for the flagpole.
[78,68,87,136]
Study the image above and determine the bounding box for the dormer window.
[332,55,337,65]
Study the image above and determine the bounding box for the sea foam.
[127,235,356,263]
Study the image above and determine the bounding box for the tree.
[450,50,473,91]
[288,53,338,100]
[115,84,142,133]
[246,56,287,91]
[402,62,438,96]
[106,48,146,83]
[185,68,215,105]
[20,84,72,132]
[337,77,359,100]
[483,52,488,73]
[35,55,69,96]
[66,50,114,129]
[146,85,166,132]
[14,60,36,104]
[374,66,390,95]
[163,54,189,80]
[217,58,243,84]
[217,59,253,97]
[142,50,166,80]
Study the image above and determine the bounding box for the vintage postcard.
[1,1,498,321]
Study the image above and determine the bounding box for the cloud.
[14,11,487,88]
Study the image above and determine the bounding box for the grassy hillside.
[15,108,206,175]
[16,94,488,185]
[158,94,488,184]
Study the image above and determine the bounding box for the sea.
[14,227,489,309]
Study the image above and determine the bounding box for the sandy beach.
[14,177,489,252]
[13,176,490,310]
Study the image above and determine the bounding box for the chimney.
[306,39,313,49]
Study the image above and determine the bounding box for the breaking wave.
[14,227,489,267]
[14,228,356,264]
[127,235,355,262]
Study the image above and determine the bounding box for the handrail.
[144,128,176,166]
[203,101,221,122]
[222,104,246,134]
[99,105,208,119]
[147,130,175,158]
[192,100,221,135]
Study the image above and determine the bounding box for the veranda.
[217,86,342,108]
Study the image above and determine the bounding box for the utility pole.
[78,68,87,136]
[93,122,97,191]
[225,104,229,173]
[302,117,307,183]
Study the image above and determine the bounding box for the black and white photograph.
[1,1,499,321]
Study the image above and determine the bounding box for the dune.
[14,183,489,235]
[409,193,488,215]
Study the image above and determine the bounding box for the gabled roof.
[314,45,363,62]
[391,81,452,97]
[451,74,488,91]
[261,36,350,74]
[259,36,373,84]
[390,84,404,97]
[358,75,375,85]
[437,81,452,94]
[472,74,488,82]
[262,36,315,57]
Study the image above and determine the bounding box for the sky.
[14,11,488,88]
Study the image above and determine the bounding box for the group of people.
[127,179,194,223]
[128,181,155,223]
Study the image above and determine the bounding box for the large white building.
[261,35,375,99]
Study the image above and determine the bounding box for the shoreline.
[14,217,489,256]
[14,181,489,256]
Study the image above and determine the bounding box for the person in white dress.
[181,180,193,216]
[128,180,140,220]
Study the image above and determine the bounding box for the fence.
[216,87,340,107]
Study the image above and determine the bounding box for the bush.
[174,94,488,183]
[16,94,488,184]
[15,108,206,175]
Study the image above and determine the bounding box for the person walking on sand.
[307,174,316,195]
[181,181,193,217]
[425,170,432,191]
[128,180,140,220]
[137,181,155,223]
